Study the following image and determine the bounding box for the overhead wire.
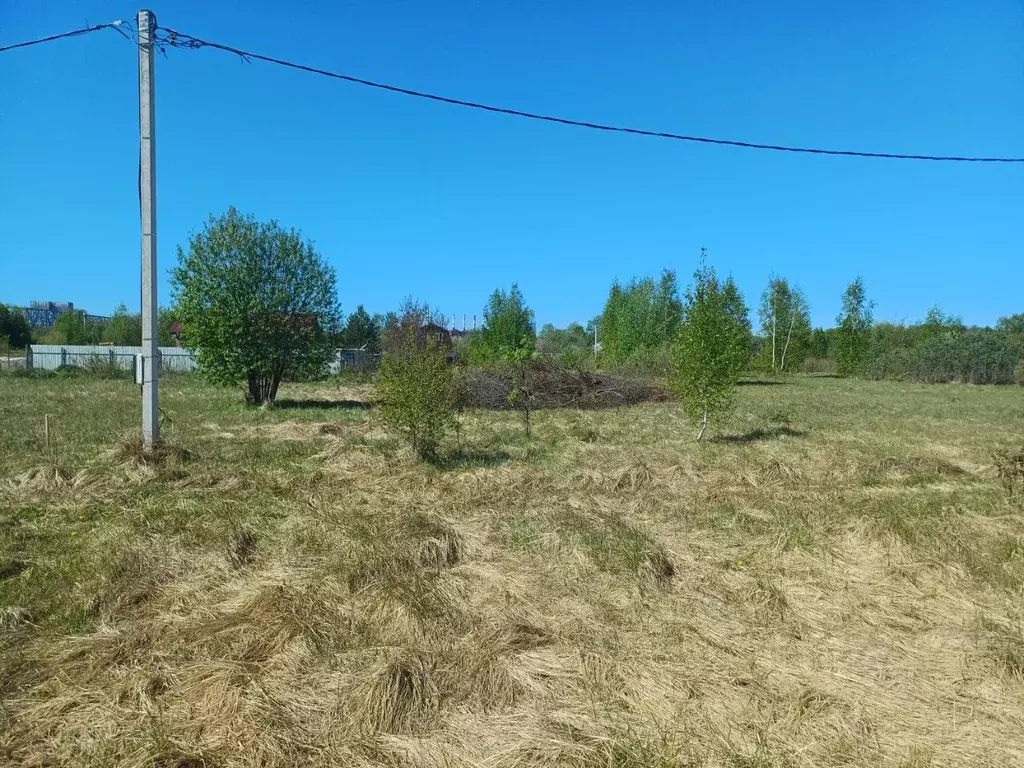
[2,20,1021,163]
[153,26,1024,164]
[0,21,131,54]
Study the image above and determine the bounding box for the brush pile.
[461,360,671,410]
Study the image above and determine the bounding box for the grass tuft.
[0,606,33,629]
[864,455,967,487]
[993,447,1024,501]
[615,461,655,491]
[745,577,789,624]
[504,723,689,768]
[506,506,674,583]
[351,650,441,734]
[228,527,256,568]
[976,616,1024,677]
[111,429,193,467]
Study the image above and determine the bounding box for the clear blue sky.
[2,1,1021,329]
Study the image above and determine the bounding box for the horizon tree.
[479,283,536,360]
[834,277,874,377]
[598,270,682,365]
[723,274,752,368]
[101,303,143,346]
[50,309,101,345]
[341,305,381,352]
[996,313,1024,335]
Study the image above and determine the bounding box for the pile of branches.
[461,360,672,411]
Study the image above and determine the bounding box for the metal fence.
[330,349,380,373]
[27,345,197,373]
[0,354,26,370]
[25,346,377,375]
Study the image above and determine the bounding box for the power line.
[4,20,1021,163]
[156,26,1024,164]
[0,21,131,54]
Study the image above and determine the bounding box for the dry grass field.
[1,373,1022,767]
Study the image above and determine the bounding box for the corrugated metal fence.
[28,345,197,373]
[26,346,378,375]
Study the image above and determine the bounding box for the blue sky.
[1,1,1021,329]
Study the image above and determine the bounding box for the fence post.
[26,346,33,370]
[110,348,116,368]
[61,348,67,368]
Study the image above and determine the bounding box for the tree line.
[538,273,1023,386]
[5,206,1020,448]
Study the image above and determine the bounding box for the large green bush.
[171,208,342,404]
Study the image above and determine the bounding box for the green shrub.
[556,345,592,371]
[671,265,749,440]
[619,343,673,377]
[801,357,834,374]
[377,327,461,461]
[5,367,57,379]
[82,355,131,380]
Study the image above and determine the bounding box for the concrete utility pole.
[138,9,159,452]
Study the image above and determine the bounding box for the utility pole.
[138,9,159,452]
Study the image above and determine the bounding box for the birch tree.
[758,277,811,373]
[671,265,749,441]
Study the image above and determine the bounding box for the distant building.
[20,301,110,328]
[418,323,453,349]
[23,301,74,328]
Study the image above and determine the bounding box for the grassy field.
[1,372,1022,767]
